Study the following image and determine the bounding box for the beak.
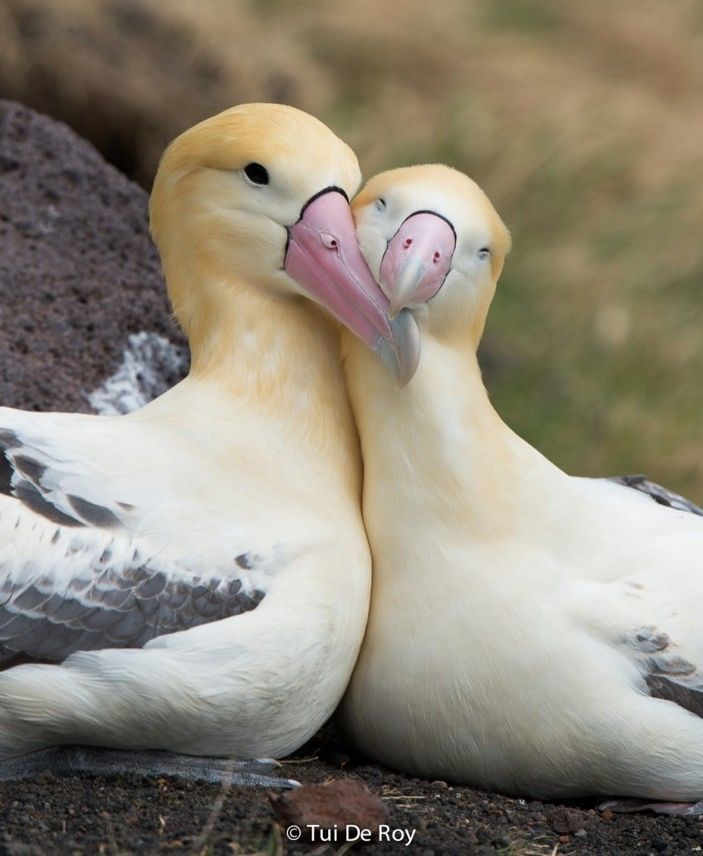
[380,211,456,317]
[285,189,420,386]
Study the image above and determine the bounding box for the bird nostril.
[320,232,338,250]
[403,237,413,249]
[433,251,441,263]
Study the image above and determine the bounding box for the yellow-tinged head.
[149,103,415,381]
[353,164,511,356]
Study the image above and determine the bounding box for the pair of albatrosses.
[2,105,703,812]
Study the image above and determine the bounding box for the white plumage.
[339,164,703,804]
[0,103,400,764]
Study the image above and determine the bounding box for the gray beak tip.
[389,309,421,387]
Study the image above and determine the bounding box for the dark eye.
[376,198,386,211]
[243,163,269,185]
[478,247,491,260]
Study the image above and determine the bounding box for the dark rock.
[0,100,187,414]
[270,778,389,836]
[545,806,586,835]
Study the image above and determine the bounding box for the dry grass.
[1,0,701,497]
[313,0,703,498]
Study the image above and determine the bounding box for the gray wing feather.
[0,427,136,529]
[0,558,265,666]
[624,626,703,718]
[645,673,703,718]
[609,474,703,516]
[0,418,267,667]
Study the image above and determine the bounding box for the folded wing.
[0,407,267,666]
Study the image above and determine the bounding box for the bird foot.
[600,798,703,816]
[0,745,299,788]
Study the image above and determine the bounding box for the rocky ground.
[0,99,187,413]
[2,728,703,855]
[0,102,701,855]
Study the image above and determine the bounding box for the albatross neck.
[185,277,338,391]
[342,328,568,542]
[166,270,361,475]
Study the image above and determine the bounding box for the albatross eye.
[375,198,386,211]
[243,163,269,186]
[478,247,491,261]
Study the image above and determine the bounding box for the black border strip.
[391,209,457,243]
[284,186,350,261]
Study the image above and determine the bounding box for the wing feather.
[0,408,269,667]
[609,474,703,516]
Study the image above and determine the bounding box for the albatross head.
[149,103,416,383]
[353,164,511,369]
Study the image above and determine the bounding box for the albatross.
[0,104,414,777]
[338,164,703,811]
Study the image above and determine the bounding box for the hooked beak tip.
[384,257,428,318]
[387,309,421,387]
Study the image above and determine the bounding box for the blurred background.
[1,0,701,499]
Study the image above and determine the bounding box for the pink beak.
[285,189,420,386]
[380,212,456,317]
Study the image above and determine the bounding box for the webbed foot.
[0,746,299,788]
[600,798,703,816]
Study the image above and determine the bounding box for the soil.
[2,727,702,855]
[0,102,700,855]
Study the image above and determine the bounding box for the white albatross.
[338,164,703,811]
[0,104,416,778]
